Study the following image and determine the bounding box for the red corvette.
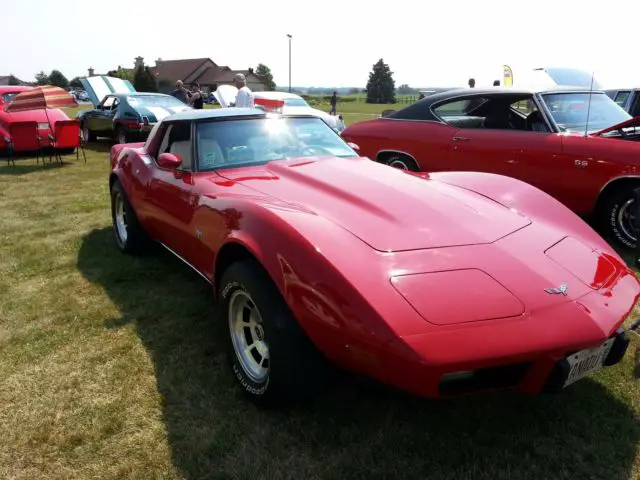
[109,107,640,406]
[341,87,640,251]
[0,85,70,150]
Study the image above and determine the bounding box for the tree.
[365,59,396,104]
[34,71,50,86]
[255,63,276,91]
[133,65,158,92]
[107,67,135,83]
[48,70,69,89]
[397,84,417,95]
[70,77,83,89]
[8,75,21,85]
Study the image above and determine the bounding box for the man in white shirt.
[232,73,254,108]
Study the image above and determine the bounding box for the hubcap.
[389,158,409,170]
[82,126,89,142]
[617,199,638,243]
[114,193,128,244]
[118,131,127,144]
[228,290,269,383]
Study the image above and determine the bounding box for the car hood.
[80,75,136,108]
[214,85,239,107]
[217,157,531,252]
[591,115,640,136]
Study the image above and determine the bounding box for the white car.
[212,86,345,133]
[253,92,345,132]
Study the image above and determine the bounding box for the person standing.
[170,80,191,104]
[190,83,204,109]
[330,91,338,115]
[232,73,254,108]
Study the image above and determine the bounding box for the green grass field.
[0,103,639,479]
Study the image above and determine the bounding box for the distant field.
[64,98,397,127]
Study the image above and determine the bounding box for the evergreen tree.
[133,65,158,92]
[48,70,69,89]
[8,75,21,85]
[365,59,396,104]
[34,71,49,86]
[255,64,276,91]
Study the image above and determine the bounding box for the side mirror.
[158,152,183,169]
[347,142,360,152]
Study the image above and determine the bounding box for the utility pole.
[287,34,292,93]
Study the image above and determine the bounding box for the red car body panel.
[341,94,640,218]
[110,119,640,399]
[0,86,71,149]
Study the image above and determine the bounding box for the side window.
[629,93,640,117]
[432,97,488,129]
[511,99,549,133]
[157,122,193,171]
[614,91,630,108]
[101,96,115,110]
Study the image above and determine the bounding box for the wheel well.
[595,178,640,214]
[109,173,119,190]
[376,151,419,171]
[214,242,259,293]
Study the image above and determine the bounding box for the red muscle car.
[341,87,640,251]
[0,85,71,151]
[109,107,640,407]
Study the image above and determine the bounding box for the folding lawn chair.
[4,121,44,166]
[49,119,86,164]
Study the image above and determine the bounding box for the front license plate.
[563,338,615,387]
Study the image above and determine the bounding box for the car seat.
[199,138,225,169]
[169,140,192,167]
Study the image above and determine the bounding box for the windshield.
[196,116,357,170]
[126,95,186,108]
[2,93,19,103]
[540,92,632,133]
[284,98,309,107]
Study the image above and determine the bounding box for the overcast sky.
[2,0,639,89]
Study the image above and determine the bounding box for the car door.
[145,121,200,257]
[497,98,566,201]
[440,96,537,177]
[89,96,116,133]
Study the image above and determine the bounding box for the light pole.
[286,34,292,92]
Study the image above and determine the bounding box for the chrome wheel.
[617,198,638,243]
[228,290,269,383]
[114,192,128,244]
[82,125,90,142]
[117,130,127,145]
[388,157,409,170]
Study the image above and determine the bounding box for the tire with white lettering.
[110,179,150,255]
[601,186,640,250]
[218,259,327,407]
[379,152,420,172]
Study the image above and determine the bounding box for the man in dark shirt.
[170,80,191,104]
[190,83,204,109]
[330,91,337,115]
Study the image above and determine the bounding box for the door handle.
[453,136,470,141]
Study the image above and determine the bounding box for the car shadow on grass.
[77,227,640,480]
